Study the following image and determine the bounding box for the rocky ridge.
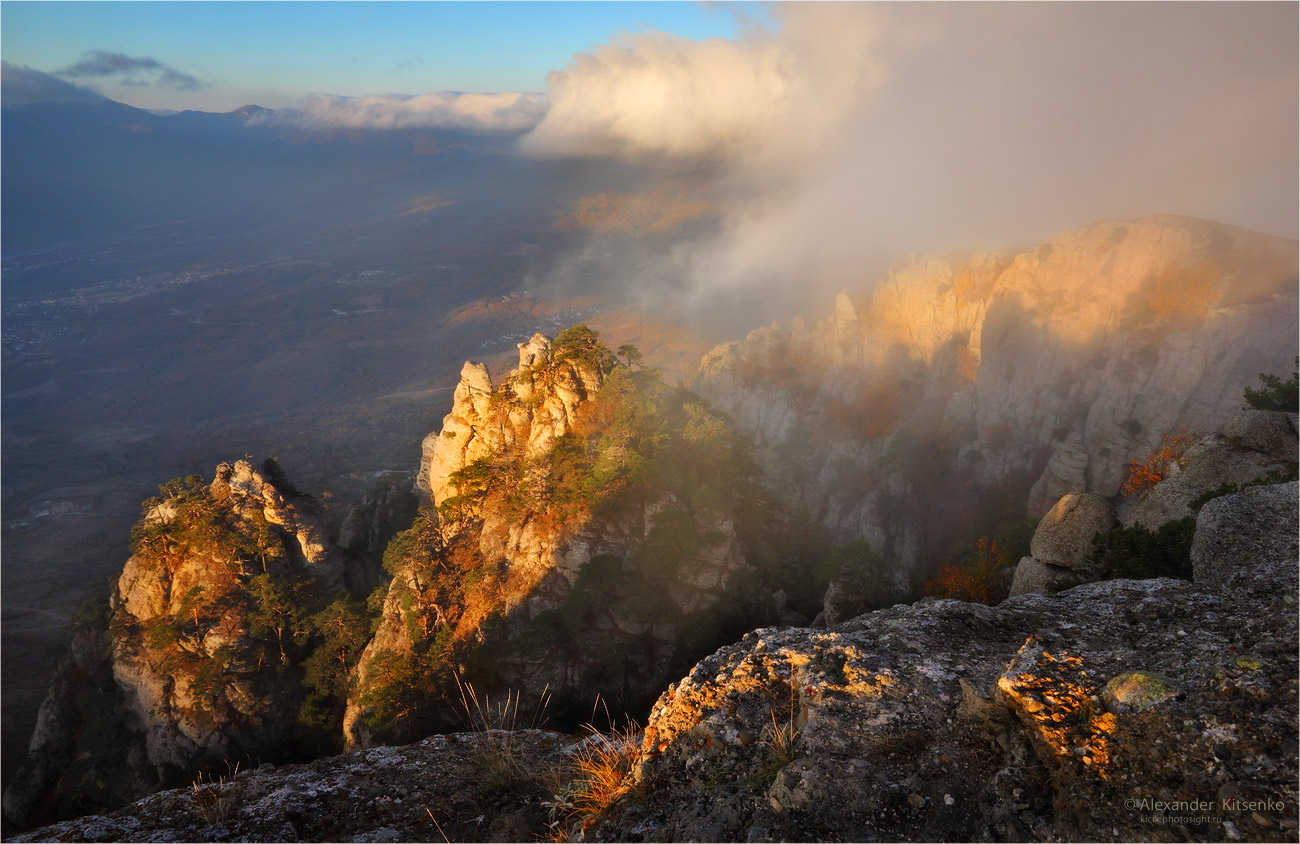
[589,482,1299,843]
[16,470,1298,843]
[696,215,1298,581]
[1010,409,1298,597]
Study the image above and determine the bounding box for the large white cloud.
[259,90,548,133]
[520,4,883,163]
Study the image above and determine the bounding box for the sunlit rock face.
[347,331,763,750]
[591,484,1298,843]
[4,461,358,829]
[696,215,1298,580]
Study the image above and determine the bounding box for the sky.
[0,1,771,111]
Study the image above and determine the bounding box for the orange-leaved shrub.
[924,536,1011,605]
[1120,432,1192,497]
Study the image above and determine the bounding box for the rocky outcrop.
[1128,410,1298,529]
[1009,409,1297,596]
[591,485,1299,843]
[697,216,1298,581]
[16,485,1297,843]
[110,462,345,774]
[4,461,360,830]
[417,334,606,509]
[346,330,776,750]
[10,731,581,843]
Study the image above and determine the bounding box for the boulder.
[1029,492,1115,573]
[1220,410,1299,464]
[1191,481,1299,591]
[1007,555,1082,597]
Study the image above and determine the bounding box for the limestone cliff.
[345,329,801,749]
[697,215,1298,583]
[3,461,375,829]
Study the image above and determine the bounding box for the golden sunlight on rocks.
[997,642,1118,777]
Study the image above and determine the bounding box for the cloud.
[520,4,883,163]
[57,50,205,91]
[1,62,105,104]
[58,51,163,77]
[523,3,1299,325]
[156,67,204,92]
[257,90,548,133]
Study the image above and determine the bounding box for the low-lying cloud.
[257,91,548,133]
[57,50,205,91]
[521,2,1300,324]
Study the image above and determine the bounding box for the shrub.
[1243,358,1299,412]
[1090,517,1195,580]
[1120,432,1192,497]
[552,325,617,371]
[924,536,1012,604]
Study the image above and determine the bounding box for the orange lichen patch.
[400,193,455,215]
[998,645,1116,778]
[555,188,711,235]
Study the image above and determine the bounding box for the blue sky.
[1,1,772,111]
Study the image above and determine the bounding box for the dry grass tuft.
[762,707,800,766]
[544,721,641,841]
[191,762,239,825]
[455,674,551,790]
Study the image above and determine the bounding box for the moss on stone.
[1102,671,1180,713]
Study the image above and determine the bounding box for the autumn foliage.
[924,536,1011,605]
[1120,432,1192,497]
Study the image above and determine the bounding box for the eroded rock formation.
[3,461,373,829]
[696,215,1298,581]
[345,331,792,750]
[16,479,1297,844]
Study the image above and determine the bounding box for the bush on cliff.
[1243,357,1298,412]
[1089,518,1196,581]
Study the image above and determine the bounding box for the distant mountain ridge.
[0,74,521,253]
